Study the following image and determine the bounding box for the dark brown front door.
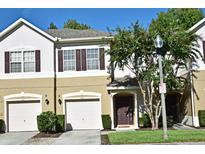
[115,96,134,125]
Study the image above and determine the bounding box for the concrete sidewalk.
[53,130,101,145]
[0,132,37,145]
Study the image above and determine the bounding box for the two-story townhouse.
[0,18,141,132]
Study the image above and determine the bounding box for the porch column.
[110,92,116,129]
[134,93,139,129]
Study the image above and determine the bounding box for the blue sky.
[0,8,205,32]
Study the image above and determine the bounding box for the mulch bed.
[32,132,62,138]
[101,134,110,145]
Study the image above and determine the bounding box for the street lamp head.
[154,35,163,48]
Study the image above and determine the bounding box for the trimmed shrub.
[139,114,151,128]
[167,116,174,127]
[0,119,5,133]
[56,115,65,132]
[102,115,111,130]
[198,110,205,127]
[37,111,58,133]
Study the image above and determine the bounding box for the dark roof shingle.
[44,28,110,39]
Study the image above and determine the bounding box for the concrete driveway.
[0,132,37,145]
[53,130,101,145]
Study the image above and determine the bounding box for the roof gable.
[0,18,56,41]
[189,17,205,32]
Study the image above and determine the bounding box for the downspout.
[53,43,57,114]
[189,69,196,127]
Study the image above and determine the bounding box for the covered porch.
[107,77,139,130]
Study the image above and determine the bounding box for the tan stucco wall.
[56,76,111,115]
[0,78,55,119]
[0,76,111,120]
[193,71,205,116]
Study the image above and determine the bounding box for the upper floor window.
[10,51,22,73]
[10,51,35,73]
[23,51,35,72]
[63,50,76,71]
[86,48,99,70]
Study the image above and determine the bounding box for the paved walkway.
[0,132,37,145]
[173,123,198,130]
[53,130,101,145]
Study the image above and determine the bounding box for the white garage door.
[8,101,41,132]
[66,99,102,129]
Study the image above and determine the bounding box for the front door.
[115,96,134,126]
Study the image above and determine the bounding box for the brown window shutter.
[58,50,63,72]
[203,41,205,63]
[76,49,81,71]
[81,49,87,71]
[99,48,105,70]
[35,50,41,72]
[5,52,10,73]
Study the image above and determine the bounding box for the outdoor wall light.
[58,99,62,105]
[45,99,49,105]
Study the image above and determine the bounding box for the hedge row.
[0,119,5,133]
[199,110,205,127]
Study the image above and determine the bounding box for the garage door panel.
[8,102,41,132]
[66,101,102,129]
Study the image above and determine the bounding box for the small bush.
[102,115,111,130]
[37,111,58,133]
[167,116,174,127]
[198,110,205,127]
[139,114,151,128]
[0,119,6,133]
[56,115,65,132]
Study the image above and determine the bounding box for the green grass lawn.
[108,130,205,144]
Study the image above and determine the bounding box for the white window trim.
[63,49,76,72]
[86,48,100,70]
[9,50,36,73]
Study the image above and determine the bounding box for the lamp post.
[154,35,168,140]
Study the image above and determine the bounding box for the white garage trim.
[62,90,102,130]
[4,92,42,132]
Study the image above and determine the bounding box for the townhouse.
[1,17,205,132]
[0,18,140,132]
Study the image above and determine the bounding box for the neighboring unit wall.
[55,42,112,116]
[193,71,205,126]
[0,23,55,120]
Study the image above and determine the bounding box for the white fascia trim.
[0,18,57,41]
[4,92,42,100]
[60,44,110,50]
[0,72,54,79]
[107,86,138,90]
[56,71,109,78]
[188,17,205,32]
[62,91,102,99]
[58,36,113,42]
